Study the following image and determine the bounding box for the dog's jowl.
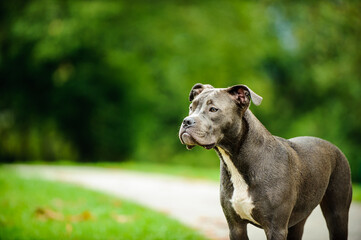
[179,83,352,240]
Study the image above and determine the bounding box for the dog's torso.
[217,110,351,230]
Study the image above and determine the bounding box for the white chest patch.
[218,148,259,225]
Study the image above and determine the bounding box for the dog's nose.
[183,117,196,127]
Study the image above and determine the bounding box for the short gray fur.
[179,83,352,240]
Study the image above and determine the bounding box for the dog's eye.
[209,107,218,112]
[189,106,193,111]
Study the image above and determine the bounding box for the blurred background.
[1,1,360,182]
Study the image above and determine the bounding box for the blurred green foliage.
[1,1,360,181]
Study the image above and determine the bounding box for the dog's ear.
[227,85,262,107]
[189,83,214,101]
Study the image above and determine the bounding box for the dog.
[179,83,352,240]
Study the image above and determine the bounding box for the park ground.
[1,163,361,240]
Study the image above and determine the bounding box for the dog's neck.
[215,109,276,185]
[216,109,274,159]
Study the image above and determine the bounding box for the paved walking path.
[10,165,361,240]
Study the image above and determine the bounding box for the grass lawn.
[34,160,221,181]
[104,161,221,182]
[353,184,361,202]
[0,166,208,240]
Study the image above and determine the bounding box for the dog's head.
[179,83,262,150]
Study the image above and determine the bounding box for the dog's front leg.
[264,227,288,240]
[221,192,250,240]
[220,162,250,240]
[263,212,290,240]
[228,222,249,240]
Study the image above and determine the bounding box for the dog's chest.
[218,148,259,225]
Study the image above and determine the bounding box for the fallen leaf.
[66,223,73,234]
[69,210,94,222]
[34,207,64,221]
[112,200,122,207]
[111,213,133,224]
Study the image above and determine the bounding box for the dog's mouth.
[180,132,215,150]
[200,143,216,150]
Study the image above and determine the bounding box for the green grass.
[29,160,221,182]
[353,184,361,202]
[106,161,220,181]
[0,166,208,240]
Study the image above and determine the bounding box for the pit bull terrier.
[179,83,352,240]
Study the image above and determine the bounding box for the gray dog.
[179,83,352,240]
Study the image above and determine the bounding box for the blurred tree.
[261,3,361,181]
[0,1,360,181]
